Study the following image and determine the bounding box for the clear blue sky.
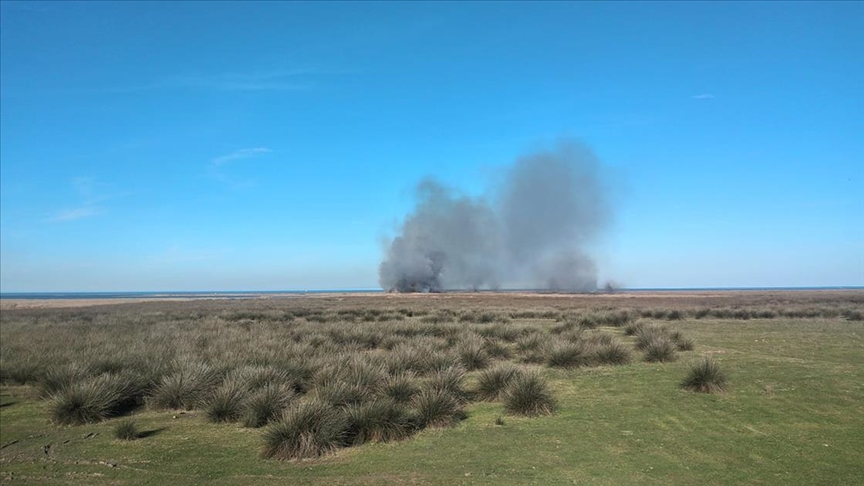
[1,1,862,291]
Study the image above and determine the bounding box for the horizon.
[3,285,864,298]
[2,1,863,292]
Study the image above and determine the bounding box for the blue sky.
[1,1,862,291]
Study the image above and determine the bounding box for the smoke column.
[379,140,609,292]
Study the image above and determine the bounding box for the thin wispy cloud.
[158,71,310,92]
[46,177,128,223]
[211,147,272,166]
[692,94,715,99]
[48,207,101,222]
[150,245,227,264]
[107,70,322,94]
[2,68,353,99]
[209,147,273,188]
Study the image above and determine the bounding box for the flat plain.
[1,290,862,485]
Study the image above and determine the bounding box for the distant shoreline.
[2,286,863,300]
[2,287,862,310]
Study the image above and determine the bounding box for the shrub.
[476,364,523,401]
[380,372,420,404]
[149,361,221,410]
[113,418,139,440]
[343,399,416,445]
[545,342,593,369]
[643,338,677,363]
[593,341,632,365]
[50,373,140,425]
[243,383,295,428]
[412,389,465,429]
[262,399,348,460]
[502,372,556,417]
[681,356,728,393]
[205,378,249,423]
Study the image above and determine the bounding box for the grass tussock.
[205,377,250,423]
[681,356,728,393]
[262,399,348,460]
[344,399,416,445]
[413,389,466,428]
[502,371,556,417]
[424,365,467,400]
[312,380,370,408]
[456,339,490,371]
[643,338,677,363]
[593,340,632,365]
[475,364,524,401]
[149,361,221,411]
[380,372,420,404]
[243,384,295,428]
[545,342,593,369]
[50,373,141,425]
[38,363,91,399]
[113,418,139,440]
[634,325,694,354]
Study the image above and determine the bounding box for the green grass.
[1,295,863,484]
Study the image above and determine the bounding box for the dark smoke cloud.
[379,140,609,292]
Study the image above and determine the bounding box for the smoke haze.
[379,140,610,292]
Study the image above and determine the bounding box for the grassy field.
[1,291,862,485]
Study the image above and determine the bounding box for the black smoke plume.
[379,140,609,292]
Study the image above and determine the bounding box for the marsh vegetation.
[1,290,862,483]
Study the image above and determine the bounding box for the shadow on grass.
[0,401,16,409]
[137,427,167,439]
